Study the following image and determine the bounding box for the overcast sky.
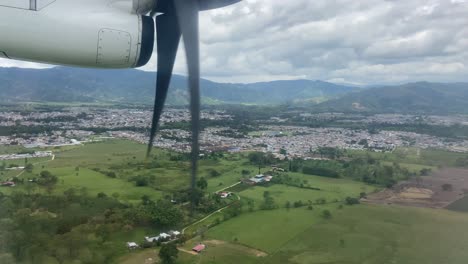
[1,0,468,85]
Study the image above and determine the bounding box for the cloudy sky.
[1,0,468,85]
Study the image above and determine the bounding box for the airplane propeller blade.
[147,2,181,158]
[147,0,241,211]
[173,0,201,209]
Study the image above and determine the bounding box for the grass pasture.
[49,167,163,202]
[267,204,468,264]
[207,208,321,253]
[348,147,468,168]
[204,204,468,264]
[382,161,437,174]
[238,176,377,209]
[447,196,468,212]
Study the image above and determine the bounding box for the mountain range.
[1,67,467,114]
[313,82,468,114]
[0,67,355,105]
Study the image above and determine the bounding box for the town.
[1,107,467,158]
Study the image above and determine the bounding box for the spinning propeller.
[146,0,241,206]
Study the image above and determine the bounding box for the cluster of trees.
[0,125,57,136]
[315,147,345,160]
[344,157,412,187]
[288,155,413,187]
[260,191,278,210]
[0,188,184,264]
[271,174,320,190]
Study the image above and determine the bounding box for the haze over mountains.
[0,67,355,105]
[1,67,467,114]
[313,82,468,114]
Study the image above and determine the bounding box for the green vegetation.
[312,82,468,115]
[203,205,468,264]
[207,209,321,253]
[239,184,372,210]
[2,139,468,264]
[447,196,468,212]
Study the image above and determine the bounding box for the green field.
[1,140,262,202]
[203,204,468,264]
[348,147,468,167]
[4,139,468,264]
[207,208,322,253]
[49,167,163,202]
[382,161,436,173]
[239,185,358,209]
[446,196,468,212]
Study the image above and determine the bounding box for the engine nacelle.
[0,0,154,68]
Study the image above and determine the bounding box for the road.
[182,182,242,234]
[12,154,55,179]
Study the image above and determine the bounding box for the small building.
[159,233,171,241]
[192,244,206,253]
[169,231,181,238]
[1,181,15,187]
[218,192,232,198]
[271,166,285,172]
[126,242,139,250]
[145,236,159,243]
[245,174,274,185]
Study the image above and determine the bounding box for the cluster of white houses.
[145,231,181,243]
[126,231,182,249]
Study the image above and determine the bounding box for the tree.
[159,243,179,264]
[322,210,332,219]
[37,170,58,193]
[345,197,360,205]
[420,168,432,176]
[209,169,221,178]
[196,177,208,190]
[293,200,304,208]
[260,191,277,210]
[25,163,33,173]
[148,200,184,228]
[442,183,453,191]
[280,148,287,155]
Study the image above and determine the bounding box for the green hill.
[313,82,468,114]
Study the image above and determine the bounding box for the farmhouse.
[126,242,139,250]
[218,192,232,198]
[1,181,15,187]
[192,244,206,253]
[271,166,285,172]
[244,174,274,185]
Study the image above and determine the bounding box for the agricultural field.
[365,168,468,208]
[348,147,468,168]
[238,183,373,210]
[201,204,468,264]
[447,196,468,212]
[1,139,258,199]
[2,140,468,264]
